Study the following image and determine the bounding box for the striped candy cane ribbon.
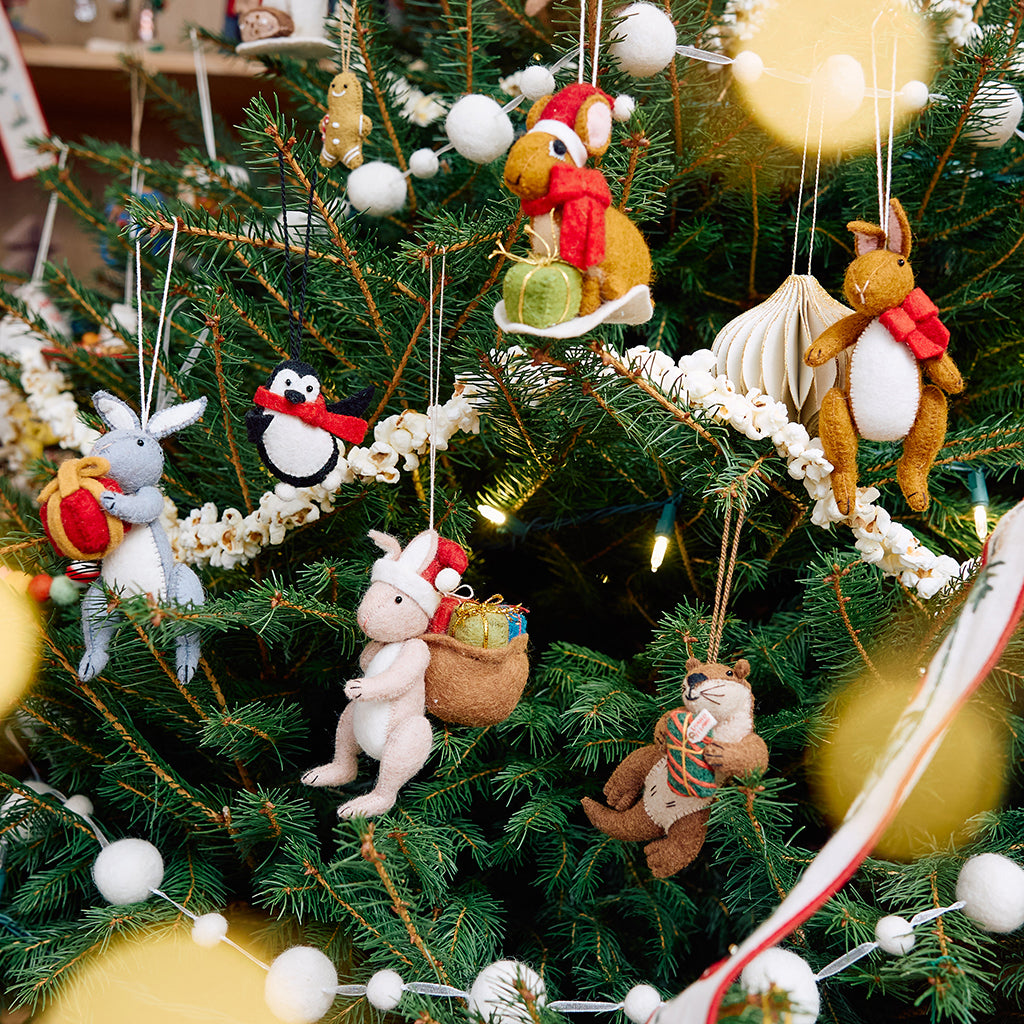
[657,497,1024,1024]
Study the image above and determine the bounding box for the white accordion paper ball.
[898,79,930,112]
[347,162,408,217]
[731,51,764,85]
[520,65,556,101]
[366,969,405,1010]
[264,946,338,1024]
[811,54,866,123]
[609,2,677,77]
[62,794,94,818]
[874,915,915,955]
[467,960,547,1024]
[445,95,515,164]
[956,853,1024,932]
[191,912,229,948]
[964,82,1024,148]
[622,983,662,1024]
[409,148,440,179]
[740,948,820,1024]
[92,838,164,905]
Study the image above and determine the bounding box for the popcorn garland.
[164,385,482,570]
[0,769,1008,1024]
[465,345,966,599]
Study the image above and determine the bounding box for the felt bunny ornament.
[499,83,653,329]
[78,391,208,683]
[804,198,964,514]
[302,529,467,818]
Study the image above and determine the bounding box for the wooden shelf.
[22,43,261,78]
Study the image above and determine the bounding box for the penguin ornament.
[246,360,373,489]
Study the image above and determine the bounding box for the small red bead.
[27,574,52,602]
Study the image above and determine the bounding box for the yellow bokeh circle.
[0,568,42,712]
[810,677,1007,860]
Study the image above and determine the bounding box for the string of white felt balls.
[6,765,1024,1024]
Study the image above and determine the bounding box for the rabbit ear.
[399,529,439,573]
[93,391,141,432]
[146,397,207,439]
[847,218,887,257]
[886,198,912,258]
[526,95,552,130]
[368,530,402,560]
[575,94,612,156]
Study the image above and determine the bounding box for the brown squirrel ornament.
[804,198,964,515]
[582,658,768,878]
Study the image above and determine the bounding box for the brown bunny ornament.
[582,658,767,878]
[804,198,964,514]
[495,83,653,335]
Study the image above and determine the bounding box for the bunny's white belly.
[102,527,165,599]
[849,320,920,441]
[263,414,337,478]
[352,643,403,760]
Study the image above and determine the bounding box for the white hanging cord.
[142,219,180,427]
[883,35,899,231]
[870,21,885,228]
[190,28,217,164]
[155,297,188,413]
[806,100,826,274]
[591,0,603,85]
[135,238,145,406]
[30,144,69,287]
[578,0,586,84]
[427,250,446,531]
[790,94,814,276]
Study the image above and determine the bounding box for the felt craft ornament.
[494,83,654,337]
[582,657,768,877]
[302,529,530,817]
[318,8,371,172]
[804,198,964,515]
[38,457,127,561]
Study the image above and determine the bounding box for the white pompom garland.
[468,960,547,1024]
[92,837,165,905]
[609,2,678,77]
[347,161,408,217]
[192,912,230,948]
[956,853,1024,933]
[740,948,820,1024]
[366,969,405,1010]
[409,148,441,179]
[874,915,915,955]
[264,946,339,1024]
[445,94,515,164]
[622,984,662,1024]
[520,65,556,101]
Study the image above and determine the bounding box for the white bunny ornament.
[302,530,444,818]
[78,390,208,683]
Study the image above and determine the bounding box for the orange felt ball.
[27,574,52,603]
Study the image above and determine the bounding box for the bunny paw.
[78,650,109,682]
[337,791,397,819]
[302,760,358,787]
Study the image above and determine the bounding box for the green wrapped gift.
[503,258,582,329]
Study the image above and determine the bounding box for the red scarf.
[254,387,369,443]
[521,164,611,271]
[878,288,950,360]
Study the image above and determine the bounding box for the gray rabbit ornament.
[77,390,208,683]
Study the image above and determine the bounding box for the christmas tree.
[2,0,1024,1022]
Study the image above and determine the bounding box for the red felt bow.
[878,288,950,360]
[521,164,612,271]
[254,387,369,444]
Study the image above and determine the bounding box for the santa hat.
[371,529,468,617]
[530,83,632,167]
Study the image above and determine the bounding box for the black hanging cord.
[276,152,318,363]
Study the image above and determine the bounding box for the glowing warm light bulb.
[650,534,669,573]
[974,504,989,541]
[478,504,507,525]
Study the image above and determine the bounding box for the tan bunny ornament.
[319,72,372,171]
[494,83,653,337]
[804,198,964,514]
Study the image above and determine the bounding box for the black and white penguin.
[246,359,373,487]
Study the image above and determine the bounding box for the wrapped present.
[448,595,528,649]
[38,457,127,561]
[664,708,718,799]
[502,257,582,329]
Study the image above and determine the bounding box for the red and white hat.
[371,529,468,616]
[529,83,633,166]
